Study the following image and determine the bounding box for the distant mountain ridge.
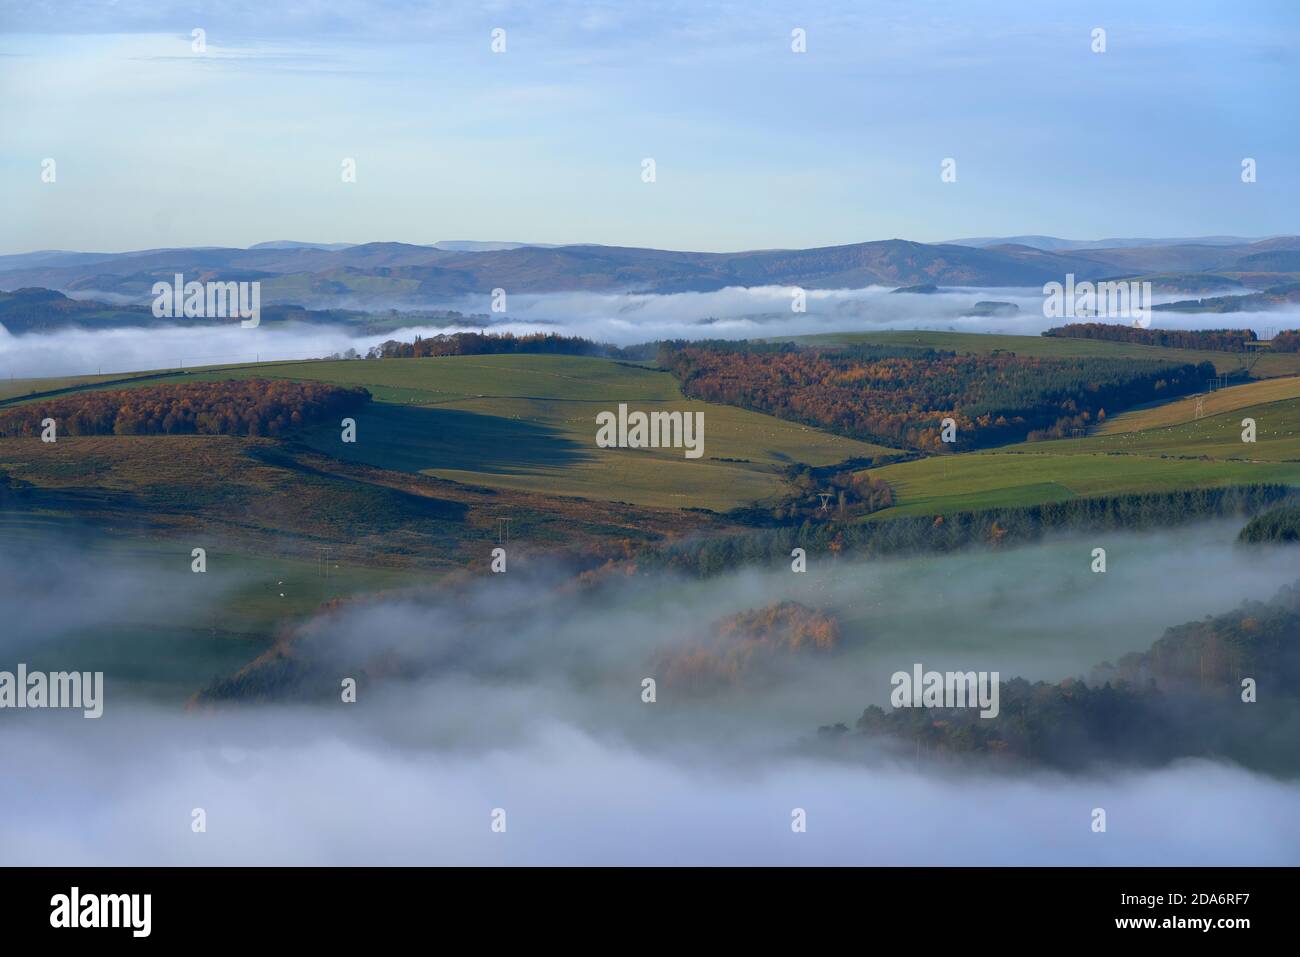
[2,236,1297,307]
[947,235,1272,251]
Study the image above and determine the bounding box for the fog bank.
[2,521,1298,865]
[5,285,1298,378]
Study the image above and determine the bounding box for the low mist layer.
[4,285,1298,378]
[2,520,1298,864]
[2,708,1296,866]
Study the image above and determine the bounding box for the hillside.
[5,235,1299,309]
[662,339,1215,449]
[8,342,1300,525]
[782,329,1300,379]
[864,392,1300,517]
[0,286,486,333]
[1098,376,1300,434]
[0,431,723,569]
[0,354,897,511]
[1153,281,1300,314]
[0,287,153,332]
[831,581,1300,774]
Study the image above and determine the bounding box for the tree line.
[0,379,370,438]
[368,331,656,360]
[645,485,1294,578]
[1238,503,1300,543]
[829,580,1300,774]
[1271,330,1300,352]
[1043,322,1258,351]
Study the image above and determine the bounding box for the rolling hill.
[1098,377,1300,434]
[779,329,1300,379]
[864,391,1300,517]
[0,354,898,511]
[5,235,1299,311]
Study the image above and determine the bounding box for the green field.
[867,452,1300,517]
[18,354,899,510]
[1099,376,1300,434]
[0,369,177,403]
[11,344,1300,523]
[780,330,1300,379]
[0,518,423,701]
[867,394,1300,517]
[8,343,1300,698]
[1007,395,1300,461]
[8,353,881,697]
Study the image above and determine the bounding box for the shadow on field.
[301,402,593,475]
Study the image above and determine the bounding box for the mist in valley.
[2,520,1298,865]
[4,286,1298,379]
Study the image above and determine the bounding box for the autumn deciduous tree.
[657,601,841,691]
[660,341,1212,449]
[0,379,370,438]
[1044,323,1257,352]
[1272,330,1300,353]
[369,331,635,359]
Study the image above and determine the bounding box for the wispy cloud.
[2,1,1296,253]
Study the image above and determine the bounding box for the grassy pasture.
[12,354,898,510]
[1097,376,1300,435]
[866,393,1300,517]
[866,452,1300,518]
[780,330,1300,379]
[1007,396,1300,462]
[0,369,176,403]
[0,518,421,701]
[11,348,1298,521]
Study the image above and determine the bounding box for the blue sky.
[1,0,1296,253]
